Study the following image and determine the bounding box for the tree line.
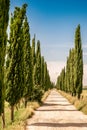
[0,2,53,127]
[56,25,83,100]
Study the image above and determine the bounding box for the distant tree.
[35,41,41,85]
[41,56,44,88]
[32,34,36,66]
[44,62,48,91]
[23,17,33,107]
[74,25,83,99]
[36,52,41,85]
[36,40,41,59]
[70,48,76,96]
[56,25,83,100]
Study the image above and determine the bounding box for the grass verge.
[0,90,50,130]
[58,90,87,115]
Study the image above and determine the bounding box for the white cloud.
[47,61,87,86]
[83,52,87,56]
[83,44,87,48]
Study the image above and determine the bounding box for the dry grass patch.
[0,90,51,130]
[58,90,87,115]
[41,90,51,102]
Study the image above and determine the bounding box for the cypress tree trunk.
[1,111,5,128]
[77,93,81,100]
[25,99,27,108]
[11,106,14,122]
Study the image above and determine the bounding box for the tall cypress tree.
[23,17,33,106]
[41,56,44,89]
[70,48,76,96]
[74,25,83,99]
[32,35,36,66]
[36,40,41,59]
[44,62,48,91]
[32,40,44,102]
[6,4,27,121]
[36,52,41,85]
[0,0,9,127]
[35,41,41,85]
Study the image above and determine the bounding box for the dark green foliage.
[56,25,83,99]
[56,67,65,91]
[32,35,36,66]
[32,40,52,101]
[23,17,33,102]
[74,25,83,99]
[36,40,41,59]
[33,41,41,86]
[32,85,44,102]
[41,56,45,88]
[0,1,53,124]
[6,4,27,121]
[44,62,49,91]
[0,0,9,115]
[36,52,41,85]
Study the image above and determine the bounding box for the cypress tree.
[44,62,48,91]
[70,48,76,96]
[32,35,36,66]
[23,17,33,106]
[62,67,65,91]
[36,40,41,59]
[6,4,27,121]
[35,41,41,85]
[32,41,43,102]
[33,59,43,102]
[74,25,83,99]
[41,56,44,88]
[0,0,9,127]
[47,70,51,90]
[66,56,70,93]
[36,52,41,85]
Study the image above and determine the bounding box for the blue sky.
[10,0,87,63]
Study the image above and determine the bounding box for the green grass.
[0,102,35,130]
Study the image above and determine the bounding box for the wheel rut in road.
[26,90,87,130]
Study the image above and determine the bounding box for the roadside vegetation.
[56,25,83,100]
[0,1,54,129]
[58,89,87,115]
[0,90,51,130]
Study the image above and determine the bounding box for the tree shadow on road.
[36,109,77,111]
[46,100,68,102]
[29,122,87,127]
[42,102,72,107]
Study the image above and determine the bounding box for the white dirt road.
[26,90,87,130]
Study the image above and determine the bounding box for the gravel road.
[26,90,87,130]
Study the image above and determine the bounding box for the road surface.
[26,90,87,130]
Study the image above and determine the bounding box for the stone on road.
[26,90,87,130]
